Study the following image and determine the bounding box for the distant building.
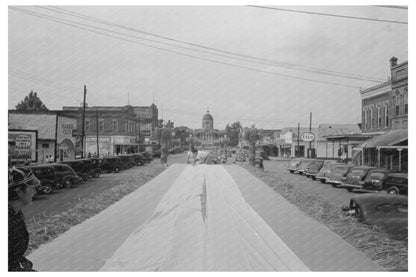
[279,124,363,159]
[192,110,225,150]
[8,110,77,163]
[61,105,139,156]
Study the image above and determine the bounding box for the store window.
[85,119,90,132]
[377,106,381,128]
[384,105,389,128]
[112,120,118,132]
[99,119,105,132]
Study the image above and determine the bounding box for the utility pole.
[81,85,87,159]
[137,113,141,152]
[297,123,300,157]
[308,112,312,158]
[96,108,99,157]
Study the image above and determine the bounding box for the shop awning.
[353,129,408,150]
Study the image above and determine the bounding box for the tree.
[225,121,241,147]
[15,90,49,111]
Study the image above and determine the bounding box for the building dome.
[202,110,214,130]
[202,111,213,121]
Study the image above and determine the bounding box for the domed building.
[193,110,225,150]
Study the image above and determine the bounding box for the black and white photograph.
[6,1,410,272]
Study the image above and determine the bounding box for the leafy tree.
[225,121,241,147]
[15,90,49,111]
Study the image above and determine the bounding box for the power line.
[9,7,363,89]
[374,5,408,10]
[248,5,408,25]
[40,5,384,83]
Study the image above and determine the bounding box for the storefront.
[353,129,408,172]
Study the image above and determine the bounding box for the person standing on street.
[186,147,198,165]
[8,167,40,271]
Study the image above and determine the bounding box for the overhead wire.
[9,6,367,89]
[247,5,408,25]
[39,5,385,83]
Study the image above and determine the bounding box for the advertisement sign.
[300,132,315,142]
[8,129,38,162]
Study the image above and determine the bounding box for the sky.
[7,3,408,130]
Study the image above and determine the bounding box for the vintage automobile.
[314,162,343,183]
[139,152,153,163]
[100,157,125,173]
[218,149,228,164]
[345,193,407,238]
[326,164,355,187]
[384,173,408,195]
[351,169,391,193]
[304,160,336,179]
[25,163,83,190]
[287,158,303,174]
[296,159,319,175]
[338,166,375,192]
[81,158,101,178]
[235,151,246,162]
[60,160,93,181]
[118,155,136,168]
[129,153,145,166]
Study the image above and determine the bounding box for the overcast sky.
[8,4,408,129]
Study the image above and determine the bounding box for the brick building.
[354,57,408,172]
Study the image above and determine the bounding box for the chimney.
[390,57,398,68]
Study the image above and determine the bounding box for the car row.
[16,153,154,196]
[288,158,408,195]
[287,157,408,237]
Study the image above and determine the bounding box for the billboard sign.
[8,129,38,162]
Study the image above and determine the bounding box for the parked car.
[235,151,246,162]
[384,173,408,195]
[338,166,375,192]
[81,158,101,178]
[130,153,146,166]
[296,159,319,175]
[118,155,135,168]
[25,163,83,190]
[287,158,303,173]
[60,160,92,181]
[345,193,407,238]
[139,152,153,163]
[315,162,343,183]
[351,169,391,193]
[100,157,124,173]
[152,150,162,158]
[326,164,355,187]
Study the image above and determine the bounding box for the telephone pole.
[81,85,87,159]
[96,108,99,157]
[297,123,300,157]
[308,112,312,158]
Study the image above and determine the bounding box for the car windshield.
[350,169,366,175]
[368,172,386,180]
[334,167,348,173]
[309,161,322,166]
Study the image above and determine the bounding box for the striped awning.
[353,129,407,150]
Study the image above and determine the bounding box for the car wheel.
[137,161,143,166]
[331,184,337,187]
[320,179,326,183]
[347,188,353,192]
[93,171,100,178]
[65,179,74,188]
[312,176,316,180]
[115,167,120,173]
[289,170,294,174]
[387,187,399,194]
[42,183,54,194]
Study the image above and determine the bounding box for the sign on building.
[8,129,38,162]
[300,132,315,142]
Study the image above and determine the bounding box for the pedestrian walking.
[8,167,40,271]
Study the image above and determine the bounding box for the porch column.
[398,149,402,172]
[377,147,380,168]
[361,149,365,166]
